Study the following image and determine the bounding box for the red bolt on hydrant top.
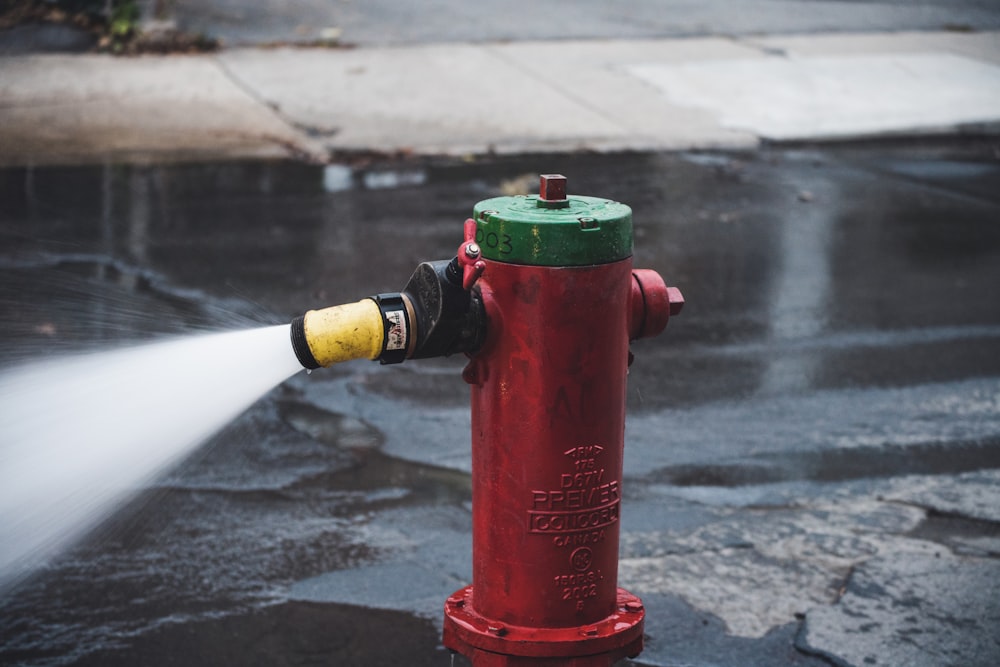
[443,175,682,666]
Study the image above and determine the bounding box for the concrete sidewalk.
[1,29,999,166]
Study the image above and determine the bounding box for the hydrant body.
[444,177,678,666]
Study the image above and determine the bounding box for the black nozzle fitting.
[401,259,486,360]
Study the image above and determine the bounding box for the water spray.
[0,325,302,589]
[288,175,683,667]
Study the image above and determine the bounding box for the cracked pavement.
[0,143,998,666]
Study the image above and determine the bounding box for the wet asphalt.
[0,141,999,666]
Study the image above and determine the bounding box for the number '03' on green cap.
[472,194,633,267]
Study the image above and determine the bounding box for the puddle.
[277,398,471,509]
[68,601,447,667]
[908,511,1000,557]
[651,437,1000,487]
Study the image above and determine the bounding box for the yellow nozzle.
[290,258,488,370]
[292,299,385,368]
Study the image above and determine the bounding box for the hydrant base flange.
[443,586,644,666]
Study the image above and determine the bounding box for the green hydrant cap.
[472,174,633,266]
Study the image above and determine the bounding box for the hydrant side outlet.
[444,176,680,666]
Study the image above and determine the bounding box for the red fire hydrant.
[291,174,681,666]
[442,175,682,666]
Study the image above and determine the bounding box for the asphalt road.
[168,0,1000,46]
[0,141,998,666]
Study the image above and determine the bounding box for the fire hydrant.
[290,174,682,666]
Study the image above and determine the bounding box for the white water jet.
[0,325,303,589]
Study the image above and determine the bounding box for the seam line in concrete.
[210,54,327,161]
[480,43,635,138]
